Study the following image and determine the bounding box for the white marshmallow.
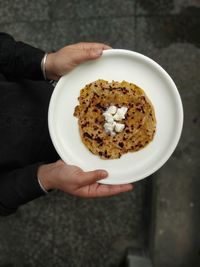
[103,112,114,123]
[119,106,128,115]
[114,107,128,121]
[113,113,122,121]
[107,105,117,115]
[104,122,116,133]
[115,123,125,133]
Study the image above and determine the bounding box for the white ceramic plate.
[48,49,183,184]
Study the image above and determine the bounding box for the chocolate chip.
[83,132,92,139]
[95,137,103,144]
[118,142,124,148]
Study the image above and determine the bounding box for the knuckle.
[55,160,63,166]
[76,174,84,186]
[86,48,93,57]
[96,171,103,179]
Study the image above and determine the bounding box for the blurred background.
[0,0,199,267]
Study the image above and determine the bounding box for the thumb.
[80,169,108,186]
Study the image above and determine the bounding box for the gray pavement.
[0,0,199,267]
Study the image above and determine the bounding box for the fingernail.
[93,49,103,57]
[101,170,108,178]
[128,184,134,191]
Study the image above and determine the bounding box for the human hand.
[38,160,133,198]
[45,42,111,81]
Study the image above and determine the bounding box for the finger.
[79,170,108,186]
[70,43,112,64]
[79,42,112,50]
[78,48,104,61]
[95,183,134,197]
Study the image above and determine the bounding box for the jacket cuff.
[0,33,45,80]
[19,162,47,201]
[15,41,45,80]
[0,163,46,211]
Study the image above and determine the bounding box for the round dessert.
[74,79,156,159]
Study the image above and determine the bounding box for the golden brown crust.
[74,79,156,159]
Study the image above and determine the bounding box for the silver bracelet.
[37,176,49,194]
[41,53,48,80]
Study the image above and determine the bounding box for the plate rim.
[48,49,184,184]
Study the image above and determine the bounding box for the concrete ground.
[0,1,199,267]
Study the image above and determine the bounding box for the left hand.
[45,42,111,81]
[38,160,133,198]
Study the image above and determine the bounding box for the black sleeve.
[0,163,46,216]
[0,32,45,80]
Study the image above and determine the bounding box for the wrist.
[45,52,59,81]
[37,163,56,191]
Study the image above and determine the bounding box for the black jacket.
[0,33,58,216]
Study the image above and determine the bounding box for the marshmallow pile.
[103,105,128,136]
